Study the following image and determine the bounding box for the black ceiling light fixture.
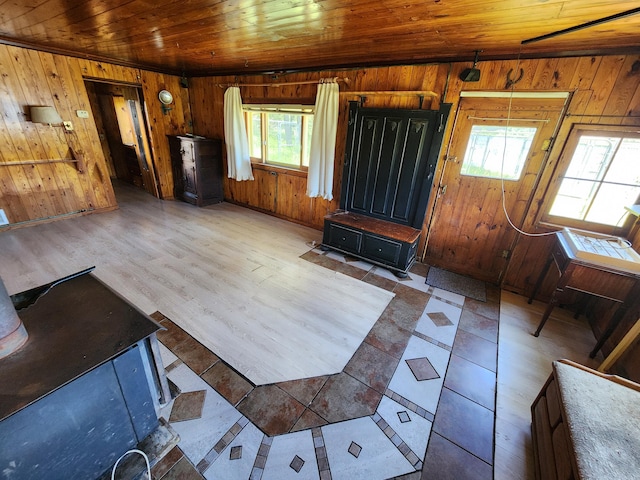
[459,50,482,82]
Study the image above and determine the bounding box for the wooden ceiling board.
[0,0,638,75]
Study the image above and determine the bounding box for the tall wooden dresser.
[168,135,223,206]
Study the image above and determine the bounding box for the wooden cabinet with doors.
[168,135,223,206]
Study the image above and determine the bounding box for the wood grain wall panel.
[76,59,142,84]
[140,71,193,199]
[502,55,640,298]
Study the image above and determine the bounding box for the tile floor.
[147,250,499,480]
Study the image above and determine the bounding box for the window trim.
[538,124,640,236]
[243,104,314,172]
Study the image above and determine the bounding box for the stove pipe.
[0,277,28,360]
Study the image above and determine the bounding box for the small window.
[244,105,314,170]
[542,125,640,234]
[460,125,537,180]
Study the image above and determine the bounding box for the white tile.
[165,363,242,465]
[262,430,319,480]
[158,341,178,366]
[372,267,431,293]
[429,287,466,306]
[322,417,413,480]
[203,422,263,480]
[377,396,432,459]
[387,335,451,415]
[415,297,462,347]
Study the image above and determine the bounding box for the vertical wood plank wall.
[1,42,640,305]
[0,45,192,230]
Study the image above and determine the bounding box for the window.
[542,125,640,234]
[244,105,314,170]
[460,125,537,180]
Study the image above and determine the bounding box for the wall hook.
[505,68,524,89]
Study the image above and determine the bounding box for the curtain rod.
[217,77,350,88]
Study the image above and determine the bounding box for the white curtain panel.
[223,87,254,181]
[307,81,339,200]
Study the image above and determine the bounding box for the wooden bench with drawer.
[321,211,421,277]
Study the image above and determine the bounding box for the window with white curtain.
[243,105,314,171]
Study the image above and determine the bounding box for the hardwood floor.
[1,182,606,478]
[495,291,602,479]
[0,182,392,386]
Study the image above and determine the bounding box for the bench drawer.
[326,224,363,253]
[363,235,402,265]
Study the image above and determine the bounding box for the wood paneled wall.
[0,45,117,225]
[0,45,192,228]
[189,55,640,300]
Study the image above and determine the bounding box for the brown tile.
[237,385,306,436]
[156,318,192,350]
[421,433,492,480]
[276,376,329,406]
[406,357,440,381]
[443,354,496,410]
[458,309,498,343]
[463,297,500,321]
[485,285,501,304]
[291,408,328,432]
[452,329,497,372]
[160,456,205,480]
[427,311,454,327]
[172,336,219,375]
[201,361,254,406]
[300,250,321,262]
[344,342,399,393]
[380,287,429,332]
[362,271,398,291]
[334,261,368,279]
[409,262,430,278]
[364,311,412,359]
[151,446,183,480]
[169,390,206,422]
[432,388,494,464]
[309,373,382,423]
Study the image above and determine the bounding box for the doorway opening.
[85,80,159,197]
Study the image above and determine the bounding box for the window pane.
[585,183,640,226]
[266,113,302,167]
[565,135,620,181]
[249,113,262,159]
[603,138,640,184]
[549,178,598,220]
[302,116,313,167]
[460,125,536,180]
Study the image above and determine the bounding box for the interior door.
[424,96,566,283]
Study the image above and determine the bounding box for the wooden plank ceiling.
[0,0,639,76]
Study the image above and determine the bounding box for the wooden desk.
[528,231,640,358]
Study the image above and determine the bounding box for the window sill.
[251,162,308,178]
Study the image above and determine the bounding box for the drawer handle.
[342,237,346,241]
[378,248,382,252]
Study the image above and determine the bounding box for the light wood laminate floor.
[495,291,602,479]
[0,183,392,386]
[1,182,606,478]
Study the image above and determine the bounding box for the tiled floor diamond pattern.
[289,455,305,472]
[348,441,362,458]
[405,357,440,381]
[169,390,206,422]
[427,311,453,327]
[150,258,499,480]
